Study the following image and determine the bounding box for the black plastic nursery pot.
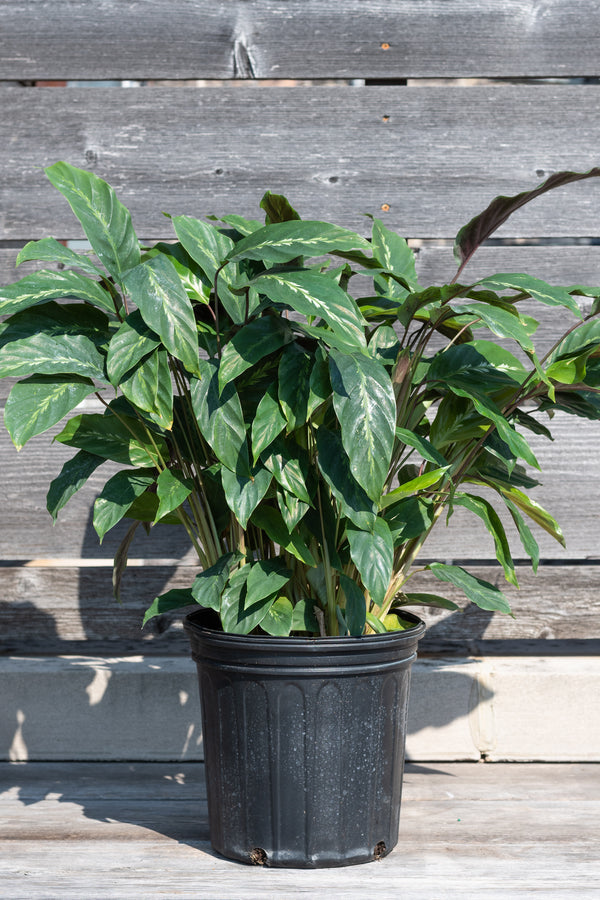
[185,607,426,868]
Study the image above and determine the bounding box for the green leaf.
[46,450,105,521]
[93,469,156,541]
[316,426,376,530]
[55,410,167,467]
[380,466,450,508]
[0,332,106,380]
[346,518,394,607]
[251,383,287,464]
[478,274,582,318]
[220,565,272,634]
[4,375,97,449]
[497,485,566,548]
[250,505,316,566]
[245,558,293,606]
[16,238,106,279]
[119,347,174,429]
[453,492,518,587]
[260,596,294,636]
[191,359,250,476]
[45,161,140,282]
[106,310,161,384]
[252,269,367,349]
[428,562,512,614]
[190,552,245,612]
[549,318,600,362]
[307,344,331,418]
[278,343,312,431]
[449,300,535,352]
[383,496,434,544]
[260,436,313,505]
[329,350,396,501]
[0,301,110,353]
[291,598,320,633]
[399,593,460,611]
[154,468,193,524]
[260,191,301,224]
[142,589,196,627]
[144,241,211,302]
[338,574,367,636]
[502,495,540,573]
[395,427,448,467]
[122,255,200,375]
[371,219,420,290]
[227,220,371,264]
[172,215,246,322]
[218,315,291,391]
[365,611,388,634]
[276,488,309,531]
[221,465,272,529]
[0,268,116,317]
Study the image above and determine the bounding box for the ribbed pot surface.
[185,608,425,868]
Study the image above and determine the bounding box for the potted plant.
[2,162,600,867]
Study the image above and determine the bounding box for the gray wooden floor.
[1,762,598,899]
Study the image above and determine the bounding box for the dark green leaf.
[122,255,200,376]
[154,468,193,523]
[497,486,566,548]
[339,574,367,636]
[329,350,396,501]
[371,219,420,290]
[453,492,518,586]
[218,315,291,391]
[4,375,97,449]
[278,343,312,431]
[316,426,376,530]
[477,274,582,318]
[250,505,316,566]
[55,410,167,467]
[245,558,292,606]
[106,310,161,384]
[0,332,106,380]
[221,465,272,529]
[346,518,394,607]
[142,589,196,627]
[252,269,367,349]
[260,435,313,505]
[291,598,320,633]
[428,562,512,614]
[191,359,250,475]
[260,596,294,636]
[45,161,140,282]
[260,191,301,224]
[93,469,156,541]
[0,268,117,317]
[251,383,287,464]
[172,215,246,322]
[191,552,245,612]
[502,495,540,573]
[119,348,174,429]
[399,593,460,611]
[220,565,272,634]
[395,427,448,467]
[227,220,371,264]
[46,450,105,521]
[17,238,106,278]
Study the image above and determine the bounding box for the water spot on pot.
[374,840,387,860]
[179,690,189,706]
[85,666,111,706]
[249,847,268,865]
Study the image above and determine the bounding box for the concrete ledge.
[2,656,599,762]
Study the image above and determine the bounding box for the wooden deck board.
[1,763,598,898]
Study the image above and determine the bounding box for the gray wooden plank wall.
[1,1,599,656]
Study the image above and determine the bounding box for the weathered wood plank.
[2,86,600,241]
[2,1,600,80]
[0,563,599,654]
[0,764,598,898]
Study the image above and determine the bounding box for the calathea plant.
[2,163,600,638]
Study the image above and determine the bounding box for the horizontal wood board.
[3,86,600,240]
[1,763,598,898]
[0,563,598,655]
[2,1,600,80]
